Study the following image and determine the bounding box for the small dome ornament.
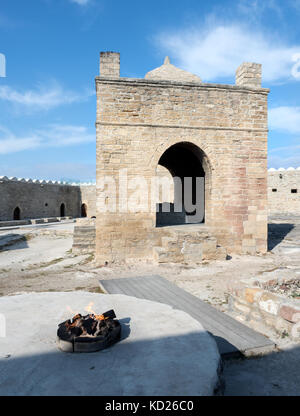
[164,56,171,65]
[145,57,201,83]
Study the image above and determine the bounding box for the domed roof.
[145,57,201,83]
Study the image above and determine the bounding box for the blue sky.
[1,0,300,181]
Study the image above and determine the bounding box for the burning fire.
[84,302,95,314]
[67,305,78,315]
[66,302,108,322]
[85,302,107,320]
[57,307,120,353]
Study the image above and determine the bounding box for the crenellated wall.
[0,176,96,221]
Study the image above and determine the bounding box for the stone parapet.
[228,271,300,340]
[236,62,262,88]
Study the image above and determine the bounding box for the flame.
[84,302,95,315]
[94,314,106,321]
[84,302,106,320]
[66,302,107,321]
[66,305,79,316]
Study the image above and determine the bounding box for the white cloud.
[69,0,90,5]
[269,107,300,134]
[155,23,300,83]
[0,124,95,154]
[267,106,300,168]
[36,125,95,147]
[0,137,40,154]
[28,162,95,182]
[268,149,300,168]
[268,105,300,167]
[0,161,96,182]
[238,0,283,20]
[0,82,93,111]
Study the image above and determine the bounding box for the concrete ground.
[0,221,99,295]
[0,292,220,396]
[223,343,300,396]
[0,216,300,395]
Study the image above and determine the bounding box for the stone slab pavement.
[0,292,221,396]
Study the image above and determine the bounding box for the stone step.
[72,221,96,255]
[73,235,95,240]
[72,243,95,254]
[73,237,95,242]
[74,225,96,234]
[73,232,95,236]
[72,243,95,248]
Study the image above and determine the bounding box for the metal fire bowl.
[57,325,121,353]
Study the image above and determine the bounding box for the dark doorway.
[13,207,21,220]
[60,203,65,217]
[81,203,87,217]
[156,142,208,226]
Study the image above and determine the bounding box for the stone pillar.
[100,52,120,77]
[236,62,262,88]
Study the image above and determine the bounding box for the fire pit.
[57,309,121,353]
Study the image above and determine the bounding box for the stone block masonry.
[100,52,120,78]
[268,168,300,215]
[236,62,262,88]
[0,177,96,221]
[228,273,300,341]
[95,52,269,264]
[2,166,297,224]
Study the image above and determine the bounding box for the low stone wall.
[228,271,300,340]
[0,217,73,228]
[154,224,227,264]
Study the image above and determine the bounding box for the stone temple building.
[95,52,269,265]
[3,54,300,266]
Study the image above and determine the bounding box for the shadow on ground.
[1,329,300,395]
[268,223,294,251]
[223,344,300,396]
[0,234,29,252]
[0,331,220,396]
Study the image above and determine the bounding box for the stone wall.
[0,177,96,221]
[268,168,300,215]
[95,52,269,264]
[228,272,300,340]
[2,166,299,226]
[79,185,96,218]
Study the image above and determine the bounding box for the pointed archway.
[60,203,65,217]
[13,206,21,220]
[81,203,87,217]
[156,142,210,227]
